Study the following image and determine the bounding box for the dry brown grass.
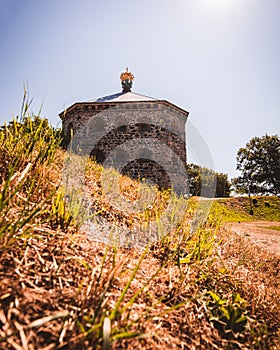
[1,223,280,349]
[1,115,280,349]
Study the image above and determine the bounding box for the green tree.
[216,172,231,198]
[187,164,231,197]
[235,134,280,195]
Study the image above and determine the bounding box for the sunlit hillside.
[0,113,280,349]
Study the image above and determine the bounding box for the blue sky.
[0,0,279,179]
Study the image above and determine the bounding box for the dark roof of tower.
[59,69,189,120]
[93,91,157,102]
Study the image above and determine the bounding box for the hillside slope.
[1,116,280,349]
[207,196,280,223]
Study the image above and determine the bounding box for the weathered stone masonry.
[59,75,189,193]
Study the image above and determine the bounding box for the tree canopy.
[187,164,231,198]
[234,134,280,195]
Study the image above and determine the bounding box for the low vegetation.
[0,106,279,349]
[205,196,280,224]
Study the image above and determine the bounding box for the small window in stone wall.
[64,122,74,147]
[118,125,126,133]
[67,122,74,136]
[90,148,105,164]
[137,123,151,132]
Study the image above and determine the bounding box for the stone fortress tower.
[59,69,189,194]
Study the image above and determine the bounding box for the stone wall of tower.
[61,101,188,193]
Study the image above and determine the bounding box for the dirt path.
[225,221,280,256]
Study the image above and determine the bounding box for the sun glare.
[203,0,241,13]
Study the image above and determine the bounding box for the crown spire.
[120,67,134,93]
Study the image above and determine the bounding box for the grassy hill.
[206,196,280,223]
[0,115,280,349]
